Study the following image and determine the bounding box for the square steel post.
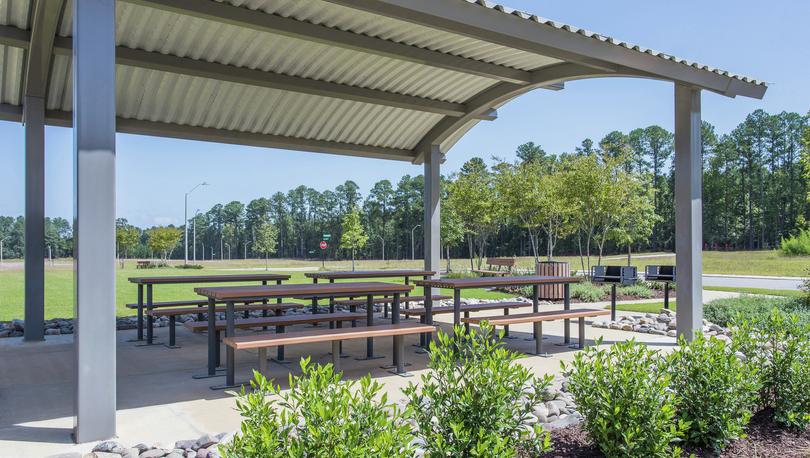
[423,144,441,344]
[674,84,703,341]
[24,95,45,342]
[72,0,117,442]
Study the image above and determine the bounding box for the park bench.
[136,260,153,269]
[148,302,301,347]
[404,301,526,335]
[462,308,610,354]
[223,322,437,381]
[472,257,516,276]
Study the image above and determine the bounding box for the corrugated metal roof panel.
[0,44,23,105]
[54,2,507,104]
[47,62,441,150]
[0,0,30,30]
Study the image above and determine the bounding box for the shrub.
[733,309,810,429]
[221,359,414,458]
[618,283,654,299]
[704,295,810,328]
[666,333,760,451]
[175,264,204,270]
[780,228,810,256]
[404,323,552,457]
[570,281,608,302]
[563,339,686,458]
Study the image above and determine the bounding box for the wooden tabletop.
[413,275,582,289]
[195,281,414,301]
[128,273,291,285]
[304,270,435,280]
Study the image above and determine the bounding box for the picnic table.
[194,281,414,388]
[304,270,446,318]
[413,275,581,344]
[128,273,291,345]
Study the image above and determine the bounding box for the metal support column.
[24,95,45,342]
[73,0,117,443]
[674,84,703,341]
[423,144,441,274]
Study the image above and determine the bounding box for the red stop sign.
[319,241,328,250]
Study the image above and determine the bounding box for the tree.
[447,158,498,269]
[339,209,368,271]
[116,225,140,268]
[609,176,658,265]
[147,226,182,263]
[440,190,465,273]
[254,223,279,270]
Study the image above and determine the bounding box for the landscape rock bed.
[63,432,234,458]
[590,308,732,340]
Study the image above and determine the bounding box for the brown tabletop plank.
[412,275,581,289]
[195,281,413,301]
[304,270,435,280]
[462,308,610,325]
[128,273,291,285]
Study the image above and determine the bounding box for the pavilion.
[0,0,766,443]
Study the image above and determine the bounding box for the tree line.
[0,108,807,264]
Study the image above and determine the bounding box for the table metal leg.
[165,315,180,349]
[578,317,586,349]
[526,285,539,342]
[453,289,461,328]
[271,324,290,365]
[193,297,223,379]
[139,284,162,346]
[131,284,144,341]
[357,294,383,360]
[387,293,411,376]
[564,283,571,344]
[212,301,245,390]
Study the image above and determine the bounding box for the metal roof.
[0,0,766,162]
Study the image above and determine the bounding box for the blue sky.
[0,0,807,228]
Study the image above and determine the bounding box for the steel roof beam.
[23,0,64,99]
[0,104,418,162]
[121,0,534,85]
[50,37,487,119]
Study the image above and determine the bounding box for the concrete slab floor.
[0,299,692,458]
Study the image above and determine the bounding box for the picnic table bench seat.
[147,302,300,317]
[184,312,367,333]
[462,308,610,354]
[125,299,209,310]
[223,322,437,375]
[472,257,516,276]
[405,301,526,336]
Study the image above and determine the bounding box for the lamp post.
[184,182,208,265]
[376,234,385,261]
[411,224,421,261]
[225,243,231,261]
[244,240,250,260]
[192,209,200,264]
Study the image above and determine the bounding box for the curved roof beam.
[414,63,608,160]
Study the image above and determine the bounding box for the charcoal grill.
[591,265,638,321]
[645,265,676,310]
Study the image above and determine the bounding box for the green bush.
[780,228,810,256]
[666,333,760,451]
[175,264,204,269]
[222,359,414,458]
[563,339,686,458]
[617,283,654,299]
[704,296,810,328]
[404,323,552,457]
[570,281,608,302]
[733,310,810,429]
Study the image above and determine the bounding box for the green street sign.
[322,233,331,241]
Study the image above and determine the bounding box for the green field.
[0,250,806,321]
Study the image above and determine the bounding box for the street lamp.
[375,234,385,261]
[411,224,421,261]
[184,182,208,265]
[192,209,200,264]
[244,240,250,260]
[225,243,231,261]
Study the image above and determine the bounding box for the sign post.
[319,240,328,268]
